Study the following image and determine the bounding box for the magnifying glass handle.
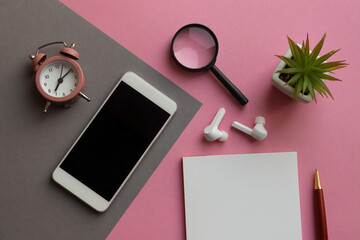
[210,65,249,106]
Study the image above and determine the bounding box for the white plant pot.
[271,47,313,103]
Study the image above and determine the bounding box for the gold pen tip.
[314,169,322,190]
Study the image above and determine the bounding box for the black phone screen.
[60,81,170,201]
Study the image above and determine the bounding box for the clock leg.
[43,101,51,113]
[79,92,91,102]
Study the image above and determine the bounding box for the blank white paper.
[182,152,302,240]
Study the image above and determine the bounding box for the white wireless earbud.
[204,107,228,142]
[232,116,268,141]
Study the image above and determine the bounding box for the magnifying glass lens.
[172,27,217,69]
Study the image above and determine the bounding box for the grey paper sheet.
[0,1,201,239]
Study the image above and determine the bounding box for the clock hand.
[61,69,73,79]
[54,69,72,92]
[54,77,63,92]
[59,64,64,78]
[54,65,65,92]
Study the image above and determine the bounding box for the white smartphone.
[52,72,177,212]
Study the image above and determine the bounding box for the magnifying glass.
[171,23,248,106]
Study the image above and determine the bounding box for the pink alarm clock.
[29,41,90,112]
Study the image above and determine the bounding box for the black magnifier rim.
[171,23,219,72]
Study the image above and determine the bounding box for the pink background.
[60,0,360,239]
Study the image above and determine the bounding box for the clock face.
[39,60,79,98]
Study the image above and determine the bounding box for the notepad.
[182,152,302,240]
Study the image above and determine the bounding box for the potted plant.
[272,34,347,102]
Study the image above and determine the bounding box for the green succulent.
[276,33,347,101]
